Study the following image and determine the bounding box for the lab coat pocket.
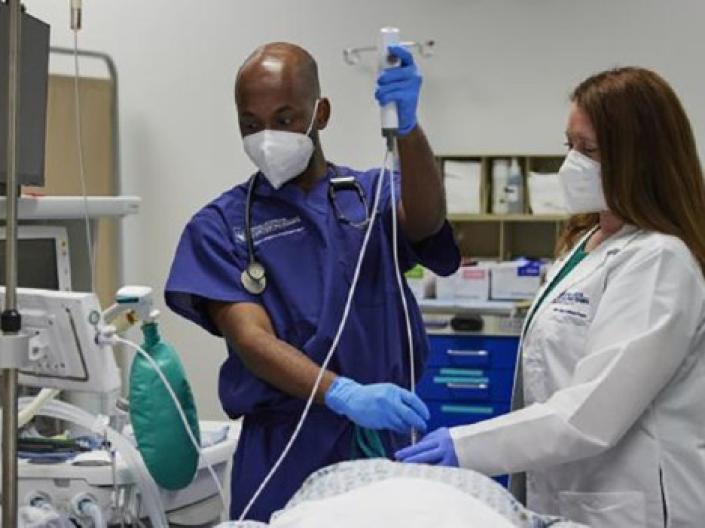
[558,491,646,527]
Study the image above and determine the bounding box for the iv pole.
[2,0,31,525]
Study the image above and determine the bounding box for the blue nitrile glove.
[325,376,430,435]
[394,427,459,467]
[375,44,422,136]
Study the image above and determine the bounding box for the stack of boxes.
[416,260,545,303]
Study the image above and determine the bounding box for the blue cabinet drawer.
[427,335,519,369]
[417,367,514,403]
[427,401,510,430]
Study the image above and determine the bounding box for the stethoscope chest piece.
[242,261,267,295]
[241,166,368,296]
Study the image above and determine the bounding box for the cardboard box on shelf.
[432,263,492,302]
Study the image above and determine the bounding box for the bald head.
[233,42,330,141]
[235,42,320,104]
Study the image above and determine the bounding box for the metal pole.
[3,0,23,525]
[0,374,18,527]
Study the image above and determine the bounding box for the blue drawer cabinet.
[419,333,519,426]
[419,332,520,488]
[427,335,519,369]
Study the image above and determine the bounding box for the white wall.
[24,0,705,419]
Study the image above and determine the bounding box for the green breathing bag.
[129,322,201,490]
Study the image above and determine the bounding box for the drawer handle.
[439,368,484,377]
[446,349,489,358]
[441,404,494,415]
[446,382,488,390]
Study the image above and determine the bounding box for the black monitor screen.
[0,5,50,186]
[0,239,59,290]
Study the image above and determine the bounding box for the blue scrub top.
[165,164,460,521]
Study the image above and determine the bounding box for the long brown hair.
[557,67,705,275]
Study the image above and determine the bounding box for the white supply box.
[455,263,491,301]
[490,260,544,300]
[435,263,492,302]
[443,160,483,215]
[435,273,456,300]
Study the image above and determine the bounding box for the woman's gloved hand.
[394,427,459,467]
[375,44,422,136]
[325,376,429,435]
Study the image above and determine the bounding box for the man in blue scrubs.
[165,42,460,521]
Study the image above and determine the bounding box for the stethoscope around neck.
[241,164,371,295]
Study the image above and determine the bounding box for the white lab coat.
[449,225,705,527]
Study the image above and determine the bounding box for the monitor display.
[0,238,60,290]
[0,5,50,186]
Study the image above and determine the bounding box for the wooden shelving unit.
[439,154,567,261]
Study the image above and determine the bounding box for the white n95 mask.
[243,99,320,189]
[558,149,608,213]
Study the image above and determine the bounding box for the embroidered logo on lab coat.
[551,290,591,320]
[553,291,590,306]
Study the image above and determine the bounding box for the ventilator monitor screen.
[0,239,60,290]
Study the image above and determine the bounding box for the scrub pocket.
[558,491,646,527]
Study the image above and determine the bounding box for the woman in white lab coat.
[396,67,705,528]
